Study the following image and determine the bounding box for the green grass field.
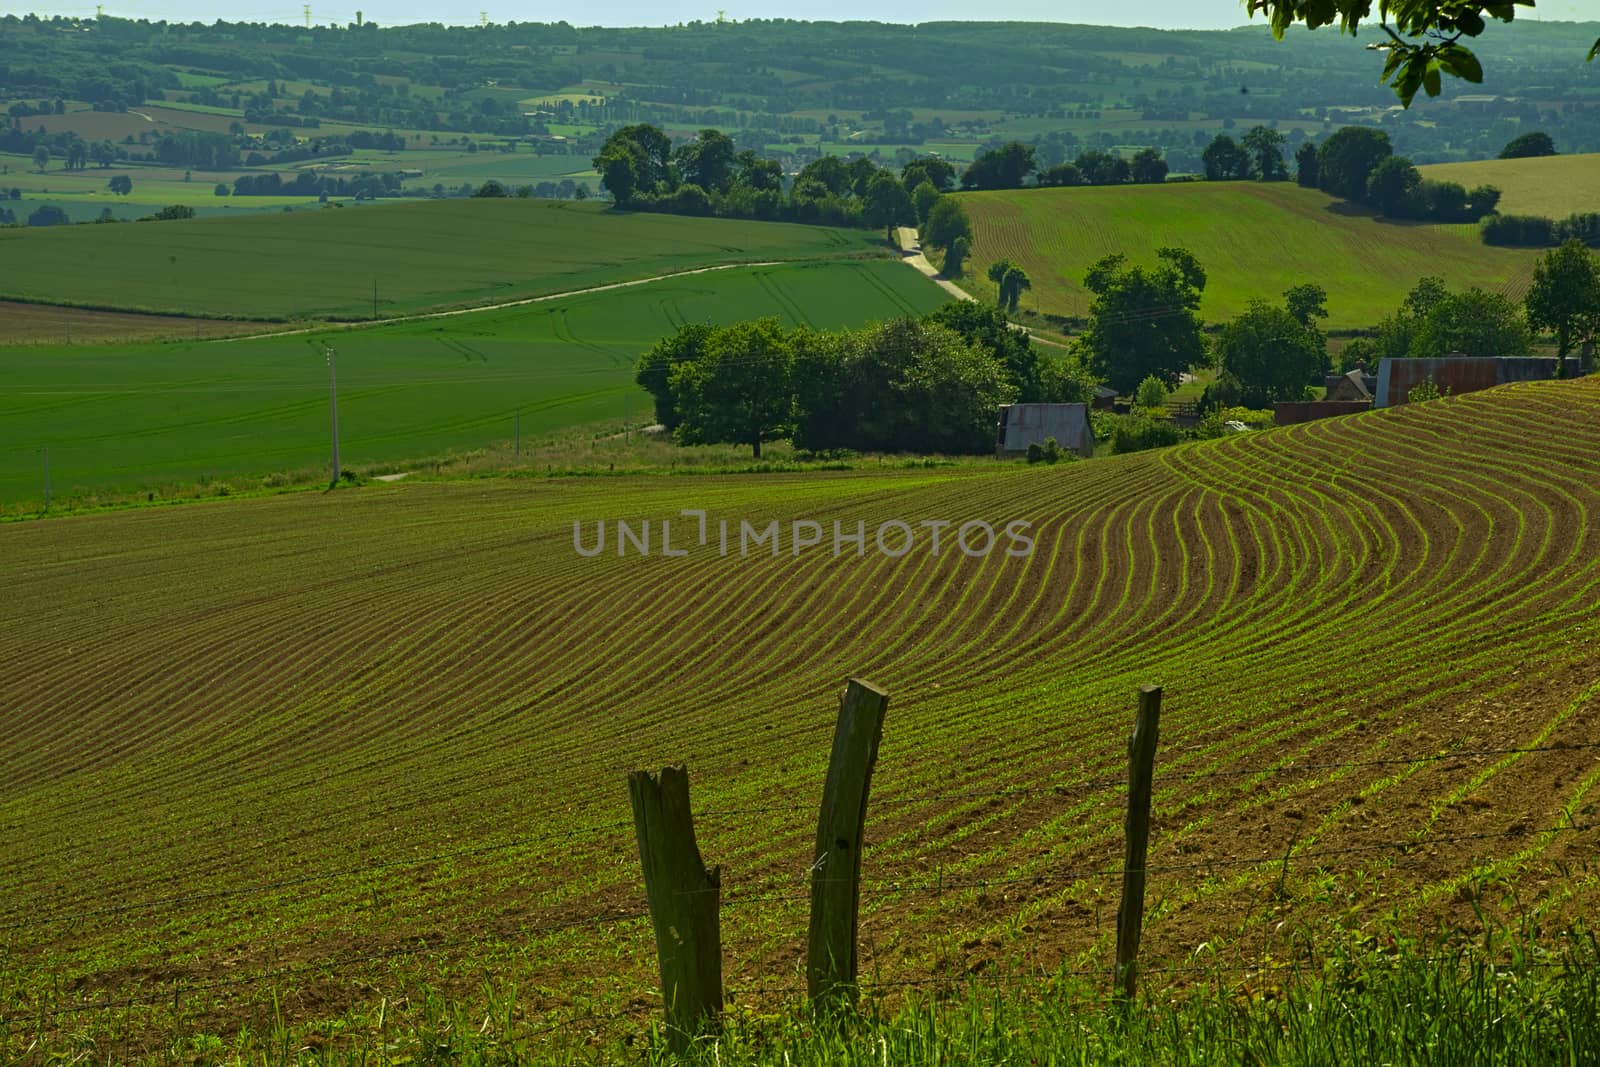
[0,199,886,321]
[2,376,1599,1062]
[0,258,948,507]
[1419,152,1600,218]
[955,182,1544,329]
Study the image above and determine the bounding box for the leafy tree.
[1074,150,1130,186]
[673,129,737,194]
[926,300,1043,401]
[1037,162,1084,187]
[151,204,196,220]
[1247,2,1600,106]
[1409,287,1533,359]
[1336,336,1380,373]
[1133,374,1168,410]
[1082,247,1208,394]
[911,179,940,223]
[921,196,972,256]
[669,317,793,458]
[1241,126,1287,181]
[863,170,915,240]
[734,150,783,192]
[214,182,229,196]
[1284,283,1329,329]
[637,321,715,431]
[592,124,672,204]
[1467,185,1502,218]
[593,143,640,205]
[65,139,88,170]
[1294,141,1319,187]
[1202,135,1250,181]
[1365,156,1422,217]
[90,140,116,168]
[1038,348,1101,404]
[1129,148,1168,185]
[793,318,1016,454]
[901,156,956,193]
[945,234,971,276]
[798,155,852,197]
[846,156,880,198]
[961,142,1037,190]
[1500,131,1557,159]
[1525,240,1600,362]
[987,259,1031,313]
[32,145,49,172]
[108,174,132,195]
[472,179,508,197]
[1215,300,1325,406]
[1317,126,1391,201]
[29,205,70,226]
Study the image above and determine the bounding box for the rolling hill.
[0,199,883,321]
[3,375,1598,1060]
[955,182,1544,329]
[1419,152,1600,218]
[0,258,948,508]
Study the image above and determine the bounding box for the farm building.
[1275,399,1372,425]
[996,403,1095,458]
[1375,356,1584,407]
[1324,369,1376,403]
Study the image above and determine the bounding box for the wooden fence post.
[807,678,890,1008]
[1115,684,1162,1002]
[628,765,722,1048]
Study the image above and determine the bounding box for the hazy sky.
[14,0,1595,29]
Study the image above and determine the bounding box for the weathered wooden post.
[807,678,890,1008]
[1115,684,1162,1002]
[628,765,722,1048]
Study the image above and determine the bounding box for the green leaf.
[1423,63,1443,99]
[1589,38,1600,63]
[1438,46,1484,83]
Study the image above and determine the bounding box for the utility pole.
[479,10,487,26]
[326,346,341,486]
[372,278,378,321]
[303,3,311,27]
[515,410,520,456]
[39,446,49,512]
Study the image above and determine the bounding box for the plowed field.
[3,378,1599,1058]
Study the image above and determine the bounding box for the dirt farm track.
[2,376,1600,1053]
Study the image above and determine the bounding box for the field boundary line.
[208,260,798,344]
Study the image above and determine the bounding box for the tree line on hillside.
[633,235,1600,461]
[634,302,1096,457]
[1337,240,1600,370]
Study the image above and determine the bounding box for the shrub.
[1133,374,1169,410]
[1481,214,1557,247]
[1408,377,1450,403]
[1112,415,1183,454]
[1026,436,1072,465]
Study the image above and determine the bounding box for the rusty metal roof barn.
[996,403,1095,458]
[1375,356,1584,408]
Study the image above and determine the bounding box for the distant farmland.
[957,183,1543,329]
[0,258,947,507]
[1419,152,1600,218]
[0,199,885,322]
[2,377,1598,1060]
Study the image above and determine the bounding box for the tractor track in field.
[207,259,793,343]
